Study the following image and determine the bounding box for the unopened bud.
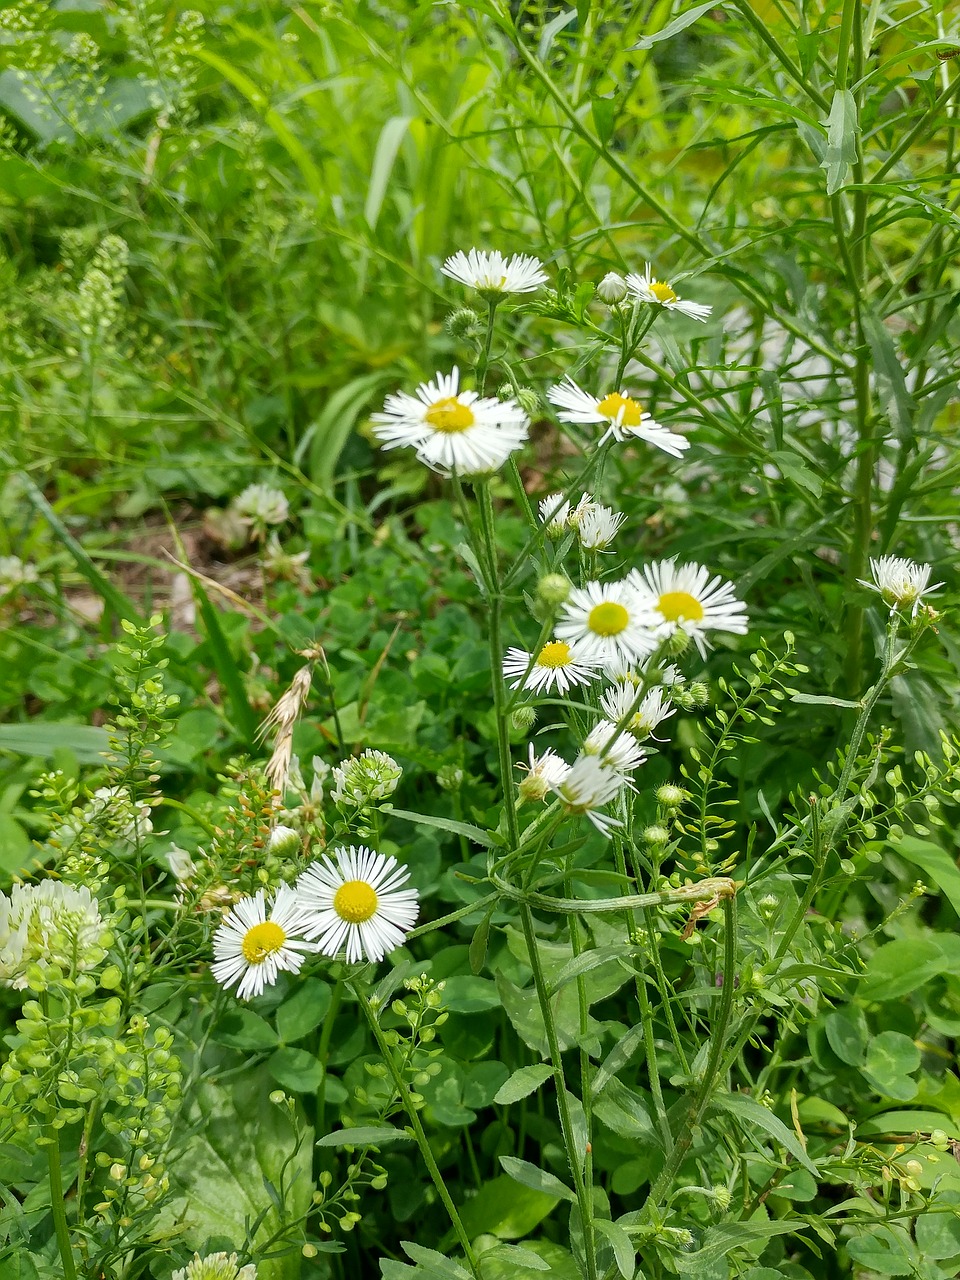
[687,681,710,707]
[537,573,571,606]
[666,630,692,657]
[642,825,670,846]
[445,307,481,339]
[266,824,300,857]
[656,784,686,808]
[596,271,627,304]
[512,706,537,733]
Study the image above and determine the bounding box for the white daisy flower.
[547,376,689,454]
[576,503,625,551]
[859,556,942,617]
[502,639,605,696]
[296,846,419,965]
[517,745,571,803]
[600,684,675,739]
[539,493,572,535]
[371,367,529,476]
[624,264,712,322]
[556,579,658,669]
[583,720,647,773]
[550,756,628,836]
[211,885,315,1001]
[627,560,748,657]
[441,248,548,295]
[567,493,601,528]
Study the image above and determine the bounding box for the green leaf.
[593,1077,659,1145]
[773,1167,818,1201]
[790,692,861,709]
[0,814,36,879]
[889,836,960,919]
[191,579,259,741]
[674,1219,815,1270]
[915,1191,960,1259]
[458,1174,561,1240]
[593,1219,635,1279]
[316,1125,414,1148]
[822,88,859,194]
[770,449,823,497]
[862,311,915,442]
[401,1243,472,1280]
[860,937,947,1001]
[712,1092,818,1175]
[499,1155,576,1203]
[846,1224,916,1275]
[300,371,392,490]
[477,1244,551,1273]
[862,1031,921,1101]
[441,976,501,1013]
[391,808,496,848]
[825,1006,868,1066]
[630,0,725,49]
[267,1047,324,1094]
[365,115,414,230]
[469,907,493,975]
[212,1008,279,1052]
[275,979,332,1044]
[0,723,111,764]
[494,1064,554,1106]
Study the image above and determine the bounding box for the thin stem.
[357,988,480,1276]
[47,1133,78,1280]
[316,976,344,1138]
[476,298,498,391]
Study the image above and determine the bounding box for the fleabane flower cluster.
[210,846,420,1000]
[860,555,942,617]
[0,881,111,990]
[548,377,689,455]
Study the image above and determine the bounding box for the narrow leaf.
[316,1125,414,1148]
[821,88,859,194]
[712,1092,818,1175]
[390,808,496,847]
[364,115,413,230]
[499,1155,576,1203]
[631,1,725,49]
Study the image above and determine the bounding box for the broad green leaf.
[915,1190,960,1259]
[825,1006,868,1066]
[863,1031,921,1101]
[846,1224,916,1275]
[316,1125,414,1148]
[276,978,332,1044]
[441,976,501,1013]
[459,1174,561,1240]
[712,1092,818,1175]
[888,836,960,919]
[822,88,859,194]
[477,1243,550,1273]
[857,1110,960,1140]
[267,1047,324,1094]
[0,815,35,879]
[212,1007,278,1052]
[499,1155,576,1203]
[593,1219,635,1279]
[859,937,946,1001]
[494,1063,553,1106]
[0,724,110,764]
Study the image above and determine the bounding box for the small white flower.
[624,264,712,322]
[628,560,748,657]
[232,483,290,528]
[556,579,658,669]
[296,846,419,965]
[172,1254,257,1280]
[582,721,647,773]
[211,886,315,1001]
[0,881,108,989]
[371,367,529,476]
[547,376,689,455]
[166,846,199,885]
[517,745,571,802]
[576,503,625,551]
[600,684,675,739]
[0,555,38,594]
[539,493,572,535]
[596,271,627,304]
[502,639,604,696]
[441,248,548,295]
[549,756,627,836]
[567,493,600,528]
[859,556,942,617]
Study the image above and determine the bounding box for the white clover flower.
[539,493,572,535]
[441,248,548,295]
[549,756,627,836]
[172,1253,257,1280]
[547,376,689,455]
[582,721,647,773]
[600,683,676,739]
[232,483,290,529]
[502,640,604,696]
[211,885,315,1001]
[596,271,627,304]
[332,749,402,808]
[624,264,712,321]
[517,744,571,803]
[576,503,625,551]
[371,367,529,476]
[296,846,420,965]
[859,556,942,617]
[556,579,658,669]
[627,560,748,657]
[0,881,109,989]
[0,555,38,594]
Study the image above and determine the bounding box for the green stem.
[46,1133,78,1280]
[476,297,498,391]
[316,976,344,1138]
[357,988,480,1276]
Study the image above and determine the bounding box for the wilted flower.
[265,825,300,857]
[166,846,199,885]
[517,745,571,803]
[582,721,647,773]
[600,684,675,739]
[332,749,402,808]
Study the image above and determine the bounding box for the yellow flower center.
[649,281,678,304]
[658,590,704,623]
[241,921,287,965]
[587,601,629,636]
[425,396,475,433]
[596,392,643,426]
[333,880,379,924]
[536,641,573,669]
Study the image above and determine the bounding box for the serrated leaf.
[494,1064,554,1105]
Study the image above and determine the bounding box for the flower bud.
[687,680,710,706]
[596,271,627,304]
[666,630,692,657]
[656,784,686,808]
[266,824,300,857]
[642,825,670,846]
[512,706,537,733]
[537,573,571,606]
[445,307,481,339]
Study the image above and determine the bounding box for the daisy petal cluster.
[576,503,625,551]
[600,683,675,739]
[517,745,571,803]
[582,720,647,773]
[547,376,689,455]
[859,555,942,617]
[441,248,548,296]
[211,885,314,1001]
[556,579,659,669]
[296,845,420,965]
[549,756,629,836]
[624,264,712,322]
[628,560,748,657]
[502,639,604,696]
[371,366,529,476]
